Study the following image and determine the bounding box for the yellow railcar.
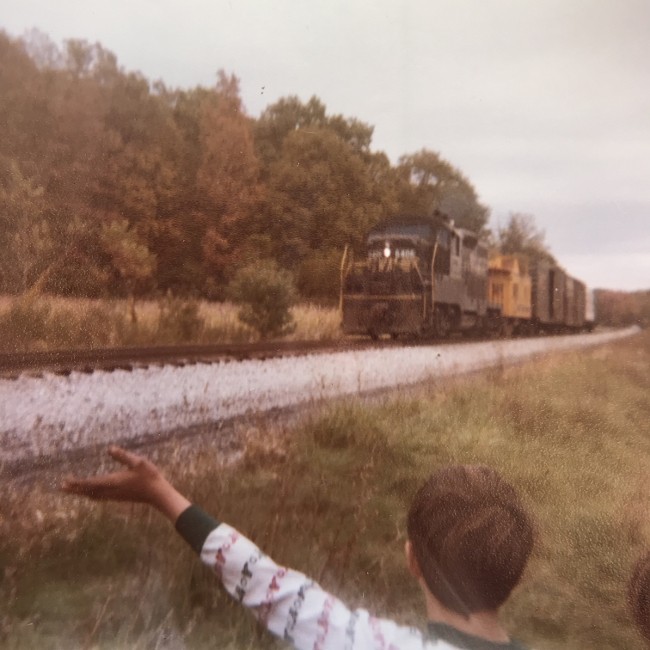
[488,256,532,330]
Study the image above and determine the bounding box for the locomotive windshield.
[366,222,439,260]
[367,245,417,260]
[366,223,433,242]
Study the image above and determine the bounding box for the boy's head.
[628,550,650,642]
[406,465,534,616]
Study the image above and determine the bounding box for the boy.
[62,446,535,650]
[628,551,650,643]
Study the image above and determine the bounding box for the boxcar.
[565,277,587,329]
[530,260,568,330]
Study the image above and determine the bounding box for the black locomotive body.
[341,213,489,339]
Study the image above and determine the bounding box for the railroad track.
[0,327,636,479]
[0,336,429,379]
[0,328,603,379]
[0,339,347,378]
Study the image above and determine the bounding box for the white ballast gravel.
[0,328,638,464]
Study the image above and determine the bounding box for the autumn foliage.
[596,290,650,328]
[0,30,490,302]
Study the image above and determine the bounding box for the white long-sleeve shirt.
[175,505,529,650]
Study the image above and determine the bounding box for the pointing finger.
[108,446,142,469]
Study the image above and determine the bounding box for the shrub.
[228,260,298,340]
[157,294,204,344]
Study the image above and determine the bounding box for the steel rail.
[0,339,368,377]
[1,327,590,379]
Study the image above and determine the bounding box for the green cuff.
[175,505,220,555]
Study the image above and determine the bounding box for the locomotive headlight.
[383,242,391,258]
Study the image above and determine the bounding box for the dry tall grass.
[2,331,650,649]
[0,295,342,352]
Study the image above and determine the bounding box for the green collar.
[427,622,527,650]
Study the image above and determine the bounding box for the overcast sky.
[1,0,649,290]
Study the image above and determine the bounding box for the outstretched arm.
[61,447,428,650]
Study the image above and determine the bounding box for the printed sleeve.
[200,523,436,650]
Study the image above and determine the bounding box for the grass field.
[2,330,650,649]
[0,295,342,352]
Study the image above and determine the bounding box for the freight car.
[528,261,588,333]
[341,212,594,339]
[487,255,532,336]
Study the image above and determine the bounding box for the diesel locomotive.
[340,212,595,339]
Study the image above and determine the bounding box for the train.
[340,211,596,339]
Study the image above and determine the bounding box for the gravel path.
[0,328,638,465]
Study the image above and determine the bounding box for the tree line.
[2,30,551,303]
[595,290,650,328]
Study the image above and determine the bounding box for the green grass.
[2,331,650,649]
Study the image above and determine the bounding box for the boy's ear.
[405,541,422,580]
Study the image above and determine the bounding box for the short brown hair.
[628,551,650,642]
[407,465,534,616]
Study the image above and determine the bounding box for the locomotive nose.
[370,302,390,323]
[368,302,393,339]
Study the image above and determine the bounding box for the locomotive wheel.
[433,306,452,338]
[500,320,514,339]
[519,321,534,338]
[368,302,389,341]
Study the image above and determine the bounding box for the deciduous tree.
[263,127,391,267]
[396,149,489,233]
[198,71,263,288]
[0,159,53,293]
[496,213,555,263]
[101,219,156,320]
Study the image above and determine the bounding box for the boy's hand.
[61,446,191,523]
